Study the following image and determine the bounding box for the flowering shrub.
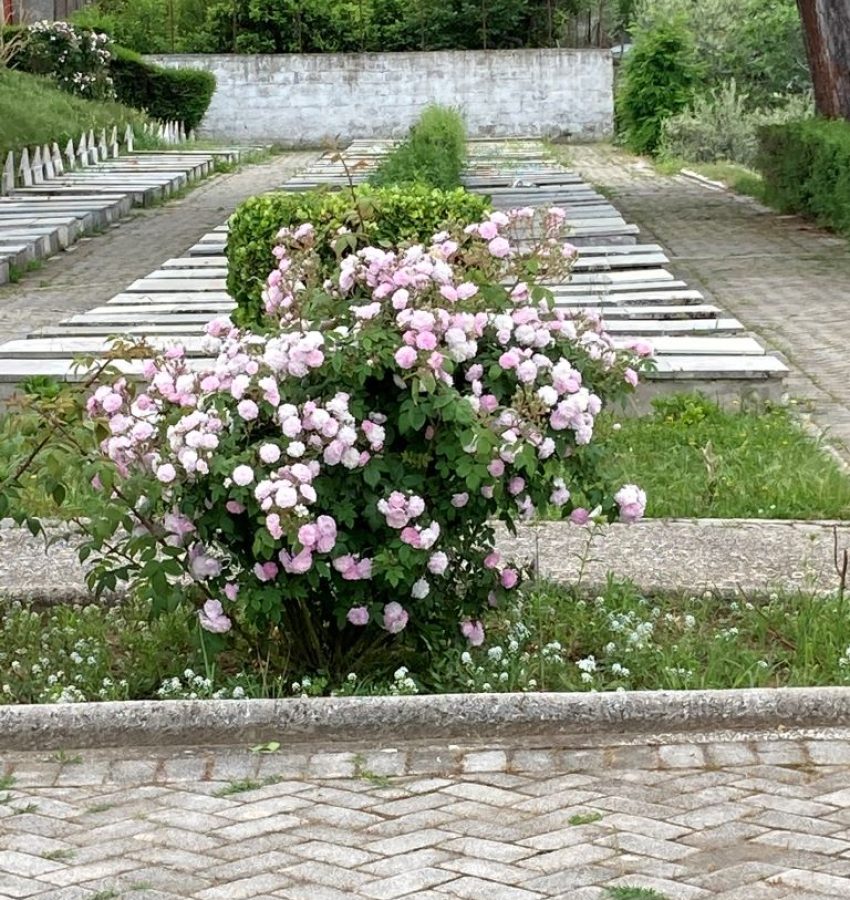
[24,21,114,101]
[82,207,648,678]
[226,184,490,327]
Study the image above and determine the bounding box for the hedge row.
[110,46,215,132]
[370,106,467,191]
[757,118,850,234]
[4,26,214,132]
[227,183,490,327]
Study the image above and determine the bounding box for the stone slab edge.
[2,687,850,751]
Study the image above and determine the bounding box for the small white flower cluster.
[389,667,419,695]
[156,669,246,700]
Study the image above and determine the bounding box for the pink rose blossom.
[237,399,259,422]
[347,606,370,626]
[488,236,511,258]
[569,507,590,525]
[156,463,176,484]
[254,561,279,582]
[232,465,254,487]
[226,500,245,514]
[451,492,469,508]
[615,484,647,524]
[500,568,519,589]
[461,619,485,647]
[508,476,525,496]
[259,443,281,464]
[484,552,501,570]
[199,600,231,634]
[428,551,449,575]
[395,346,418,369]
[383,601,409,634]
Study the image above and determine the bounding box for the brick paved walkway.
[4,731,850,899]
[569,145,850,463]
[0,153,316,345]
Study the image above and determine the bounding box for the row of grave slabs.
[0,140,788,412]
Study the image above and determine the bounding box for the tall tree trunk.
[797,0,850,120]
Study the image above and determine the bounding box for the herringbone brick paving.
[4,732,850,898]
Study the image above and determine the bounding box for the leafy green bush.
[615,15,700,155]
[227,183,490,326]
[370,106,467,190]
[73,0,210,54]
[659,81,814,167]
[17,20,115,101]
[110,46,215,130]
[634,0,809,110]
[757,118,850,234]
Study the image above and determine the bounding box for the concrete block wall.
[148,49,613,145]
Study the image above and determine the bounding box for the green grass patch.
[6,576,850,702]
[656,157,766,201]
[606,888,670,900]
[595,394,850,519]
[370,105,467,190]
[568,811,604,826]
[0,67,153,161]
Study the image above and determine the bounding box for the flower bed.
[70,206,646,681]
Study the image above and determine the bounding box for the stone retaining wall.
[148,50,613,145]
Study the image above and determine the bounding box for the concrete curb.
[3,687,850,751]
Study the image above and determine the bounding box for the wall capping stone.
[3,687,850,751]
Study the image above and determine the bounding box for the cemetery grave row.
[0,140,788,406]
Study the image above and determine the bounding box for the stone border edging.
[3,687,850,751]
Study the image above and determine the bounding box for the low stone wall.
[148,49,613,145]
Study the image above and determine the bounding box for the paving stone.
[519,841,616,872]
[752,829,850,855]
[195,871,296,899]
[361,866,457,898]
[604,873,712,899]
[359,847,453,878]
[439,876,545,899]
[365,828,456,856]
[461,751,508,773]
[768,868,850,896]
[438,836,535,863]
[0,849,64,877]
[280,859,372,891]
[521,865,618,894]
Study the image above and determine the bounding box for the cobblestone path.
[569,145,850,462]
[0,153,316,345]
[5,731,850,898]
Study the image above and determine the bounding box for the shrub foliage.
[370,106,467,191]
[757,118,850,234]
[227,184,490,327]
[76,210,646,678]
[110,47,215,131]
[615,15,700,156]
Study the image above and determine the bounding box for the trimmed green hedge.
[110,47,215,131]
[370,106,467,190]
[6,27,215,131]
[757,118,850,233]
[227,184,490,326]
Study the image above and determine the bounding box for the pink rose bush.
[83,207,647,675]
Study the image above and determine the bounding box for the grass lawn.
[2,391,849,522]
[654,156,767,202]
[5,576,850,703]
[594,393,850,519]
[0,67,152,160]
